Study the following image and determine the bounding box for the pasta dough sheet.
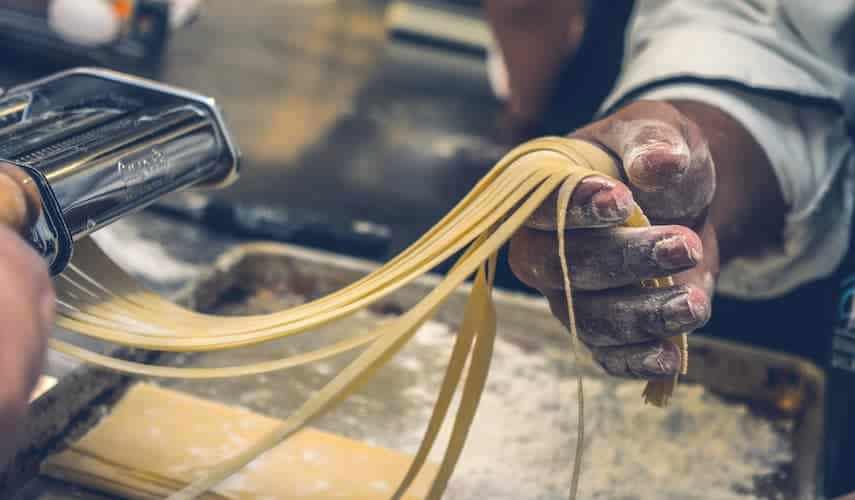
[42,383,438,499]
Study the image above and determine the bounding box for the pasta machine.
[0,67,240,274]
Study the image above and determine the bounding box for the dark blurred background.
[0,0,629,290]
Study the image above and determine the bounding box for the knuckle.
[592,349,636,378]
[577,318,617,347]
[509,230,556,289]
[577,290,655,346]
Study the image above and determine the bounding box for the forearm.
[484,0,583,122]
[667,99,786,265]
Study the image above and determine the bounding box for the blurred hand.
[0,164,54,464]
[485,0,586,134]
[509,101,719,379]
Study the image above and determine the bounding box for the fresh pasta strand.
[52,137,688,499]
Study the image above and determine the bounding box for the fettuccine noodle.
[52,137,688,500]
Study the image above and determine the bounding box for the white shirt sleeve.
[600,0,855,299]
[637,84,854,299]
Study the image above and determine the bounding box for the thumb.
[572,101,716,226]
[0,163,42,233]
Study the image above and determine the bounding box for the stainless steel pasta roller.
[0,67,240,274]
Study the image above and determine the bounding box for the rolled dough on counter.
[42,383,438,499]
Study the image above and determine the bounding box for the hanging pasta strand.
[51,137,688,499]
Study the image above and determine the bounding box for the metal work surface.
[18,214,825,500]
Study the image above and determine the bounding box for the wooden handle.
[0,163,42,233]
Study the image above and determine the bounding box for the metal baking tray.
[175,243,825,500]
[22,242,826,499]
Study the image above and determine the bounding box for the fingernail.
[591,184,633,221]
[573,177,634,224]
[641,345,679,377]
[627,148,690,192]
[573,178,615,207]
[653,235,700,270]
[663,292,702,330]
[40,288,56,330]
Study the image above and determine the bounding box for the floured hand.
[509,101,719,379]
